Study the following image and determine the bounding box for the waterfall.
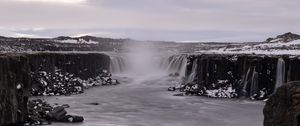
[242,67,259,96]
[160,55,188,77]
[110,56,127,73]
[242,68,251,94]
[275,58,285,89]
[250,69,258,96]
[186,59,198,83]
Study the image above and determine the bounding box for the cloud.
[16,0,87,4]
[0,0,299,41]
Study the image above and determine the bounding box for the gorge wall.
[0,53,111,125]
[181,54,300,98]
[0,54,30,125]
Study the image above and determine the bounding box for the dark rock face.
[0,53,113,125]
[0,55,31,125]
[27,53,116,96]
[266,32,300,43]
[180,54,300,99]
[27,53,110,80]
[263,81,300,126]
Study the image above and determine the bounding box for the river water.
[41,43,265,126]
[41,72,265,126]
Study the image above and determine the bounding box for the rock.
[61,104,70,108]
[0,55,31,126]
[167,87,176,91]
[263,81,300,126]
[57,115,84,123]
[168,72,180,77]
[173,93,184,96]
[174,72,180,77]
[48,106,67,121]
[26,99,84,125]
[265,32,300,43]
[87,102,100,106]
[111,79,120,85]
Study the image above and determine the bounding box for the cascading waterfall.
[250,69,258,96]
[275,58,285,89]
[109,56,127,74]
[242,67,259,96]
[160,55,188,77]
[242,68,252,96]
[186,59,198,83]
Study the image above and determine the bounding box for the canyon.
[0,32,300,125]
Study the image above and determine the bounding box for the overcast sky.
[0,0,299,42]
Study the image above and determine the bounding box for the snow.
[254,39,300,48]
[16,83,22,90]
[206,85,237,98]
[287,39,300,44]
[195,39,300,55]
[55,39,98,44]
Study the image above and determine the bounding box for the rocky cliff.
[266,32,300,43]
[263,81,300,126]
[0,52,112,125]
[176,54,300,99]
[0,54,31,125]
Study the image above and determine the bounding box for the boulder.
[57,115,84,123]
[263,81,300,126]
[26,99,84,125]
[48,106,67,121]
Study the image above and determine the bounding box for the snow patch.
[55,38,98,44]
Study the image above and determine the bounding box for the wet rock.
[111,79,120,85]
[61,104,70,108]
[28,53,118,96]
[249,88,268,100]
[48,106,67,121]
[57,115,84,123]
[167,87,176,91]
[173,93,184,96]
[263,81,300,126]
[26,99,53,125]
[26,99,84,125]
[87,102,100,106]
[169,72,180,77]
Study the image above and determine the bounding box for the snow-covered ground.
[195,39,300,56]
[55,38,98,44]
[38,72,265,126]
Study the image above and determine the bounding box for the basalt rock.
[0,54,31,125]
[26,99,84,125]
[27,53,118,96]
[263,81,300,126]
[0,53,115,125]
[180,54,300,99]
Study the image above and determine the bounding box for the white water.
[160,55,188,77]
[250,69,258,96]
[275,58,285,90]
[242,68,251,94]
[186,59,198,83]
[110,56,127,73]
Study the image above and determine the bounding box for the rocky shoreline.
[0,52,118,125]
[26,99,84,125]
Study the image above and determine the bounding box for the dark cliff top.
[265,32,300,43]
